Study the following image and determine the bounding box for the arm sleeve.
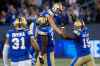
[48,9,54,16]
[3,44,9,66]
[44,9,54,17]
[3,33,9,66]
[29,22,37,39]
[6,33,9,39]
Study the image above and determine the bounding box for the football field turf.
[0,58,100,66]
[43,58,100,66]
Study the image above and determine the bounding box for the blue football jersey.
[73,27,91,57]
[53,11,69,27]
[37,10,55,52]
[37,10,53,34]
[6,28,34,62]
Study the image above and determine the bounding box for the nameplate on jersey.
[12,32,25,38]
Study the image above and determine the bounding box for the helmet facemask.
[13,17,27,30]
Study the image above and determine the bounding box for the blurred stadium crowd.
[0,0,100,25]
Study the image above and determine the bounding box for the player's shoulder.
[23,28,30,33]
[7,29,15,34]
[40,10,50,17]
[6,29,15,38]
[82,27,89,33]
[24,28,33,35]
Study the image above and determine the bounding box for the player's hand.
[62,34,69,39]
[39,56,44,64]
[61,34,73,39]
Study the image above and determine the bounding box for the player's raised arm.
[3,35,9,66]
[47,14,63,35]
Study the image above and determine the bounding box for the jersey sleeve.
[28,22,37,39]
[27,29,34,39]
[48,9,54,16]
[44,12,49,17]
[6,33,10,39]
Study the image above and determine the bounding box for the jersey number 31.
[12,37,25,50]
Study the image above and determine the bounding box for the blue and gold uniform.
[35,10,55,66]
[70,20,95,66]
[53,11,69,28]
[3,16,39,66]
[74,27,90,57]
[6,28,33,62]
[37,10,54,51]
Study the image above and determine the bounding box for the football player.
[28,6,39,66]
[52,3,73,66]
[35,3,66,66]
[70,19,95,66]
[51,3,66,32]
[3,16,39,66]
